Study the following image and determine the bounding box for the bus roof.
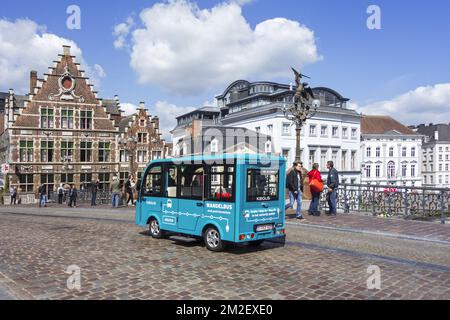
[148,153,286,164]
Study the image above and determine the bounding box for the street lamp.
[282,67,321,162]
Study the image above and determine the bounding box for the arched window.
[387,161,396,179]
[211,138,219,153]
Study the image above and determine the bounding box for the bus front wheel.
[204,227,225,252]
[149,218,165,239]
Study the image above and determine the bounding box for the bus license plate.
[255,224,273,232]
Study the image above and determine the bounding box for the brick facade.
[0,46,171,199]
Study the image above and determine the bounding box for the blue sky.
[1,0,450,133]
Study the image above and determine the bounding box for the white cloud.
[0,18,105,93]
[115,0,320,95]
[113,17,134,49]
[357,83,450,125]
[154,101,196,139]
[120,102,139,116]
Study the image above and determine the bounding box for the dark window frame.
[141,164,163,198]
[205,163,235,203]
[246,168,280,202]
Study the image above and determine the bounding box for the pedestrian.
[68,185,77,207]
[125,175,135,206]
[91,180,99,206]
[57,183,64,204]
[326,161,340,215]
[10,186,17,205]
[307,163,323,216]
[285,162,306,220]
[110,176,121,208]
[38,184,47,207]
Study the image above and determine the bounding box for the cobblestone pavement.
[0,207,449,300]
[286,211,450,242]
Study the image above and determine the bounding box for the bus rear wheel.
[204,227,225,252]
[149,218,165,239]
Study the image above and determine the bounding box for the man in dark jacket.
[68,185,78,207]
[285,162,305,219]
[326,161,340,215]
[91,180,99,206]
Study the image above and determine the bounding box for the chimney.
[63,45,71,56]
[434,130,439,141]
[30,71,38,94]
[153,116,160,130]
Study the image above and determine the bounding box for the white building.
[411,123,450,188]
[361,116,423,187]
[216,80,362,183]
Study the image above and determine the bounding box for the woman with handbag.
[307,163,323,216]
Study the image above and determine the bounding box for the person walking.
[326,161,340,215]
[285,162,305,220]
[10,186,17,205]
[57,184,64,204]
[91,180,99,206]
[307,163,323,216]
[38,184,47,207]
[68,185,77,207]
[125,175,135,206]
[110,176,121,208]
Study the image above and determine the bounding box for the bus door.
[240,166,283,236]
[177,164,204,231]
[203,164,235,239]
[160,163,179,228]
[139,164,164,225]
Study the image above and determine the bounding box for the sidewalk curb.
[286,220,450,246]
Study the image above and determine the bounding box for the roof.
[361,115,418,135]
[102,99,121,115]
[118,115,134,133]
[176,106,220,120]
[414,123,450,142]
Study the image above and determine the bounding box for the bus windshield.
[247,168,279,202]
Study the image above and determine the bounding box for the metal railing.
[48,190,114,205]
[319,183,450,224]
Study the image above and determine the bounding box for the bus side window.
[142,165,163,197]
[165,164,178,198]
[207,165,234,202]
[180,165,204,200]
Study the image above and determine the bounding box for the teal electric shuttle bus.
[135,154,286,252]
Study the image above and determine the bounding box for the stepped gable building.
[117,102,170,183]
[0,45,172,200]
[361,115,423,187]
[410,123,450,188]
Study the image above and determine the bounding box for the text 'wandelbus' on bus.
[135,154,287,252]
